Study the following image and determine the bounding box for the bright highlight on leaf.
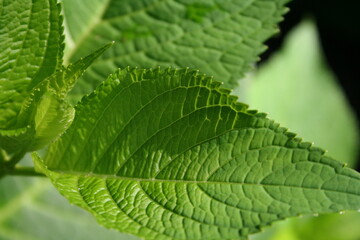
[35,68,360,240]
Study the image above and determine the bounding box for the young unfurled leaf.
[63,0,290,102]
[0,42,112,155]
[0,0,112,156]
[0,91,74,154]
[35,68,360,240]
[49,42,114,99]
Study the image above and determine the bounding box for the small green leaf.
[0,43,112,154]
[0,91,74,154]
[0,0,111,157]
[63,0,290,102]
[36,68,360,240]
[49,42,114,100]
[31,92,74,150]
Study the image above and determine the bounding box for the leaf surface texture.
[0,0,63,128]
[37,68,360,240]
[62,0,289,102]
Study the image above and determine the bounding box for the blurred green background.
[261,0,360,138]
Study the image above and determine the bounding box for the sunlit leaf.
[36,67,360,240]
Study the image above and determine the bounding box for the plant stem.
[0,151,44,178]
[0,149,9,164]
[5,151,26,169]
[0,152,26,178]
[0,151,4,165]
[5,166,46,177]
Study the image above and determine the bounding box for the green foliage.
[61,0,289,102]
[0,0,109,159]
[34,67,360,239]
[0,0,63,129]
[0,0,359,240]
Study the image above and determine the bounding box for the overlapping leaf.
[0,0,63,129]
[36,68,360,240]
[0,0,112,156]
[0,43,111,155]
[62,0,290,102]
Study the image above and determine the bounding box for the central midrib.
[49,169,360,197]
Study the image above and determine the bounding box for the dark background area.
[259,0,360,170]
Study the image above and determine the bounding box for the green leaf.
[0,85,76,155]
[48,42,114,99]
[247,20,359,167]
[246,20,360,240]
[0,176,140,240]
[36,67,360,240]
[62,0,290,102]
[0,0,111,157]
[0,0,64,129]
[0,41,112,155]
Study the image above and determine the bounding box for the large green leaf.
[0,0,63,129]
[247,21,360,240]
[62,0,290,102]
[36,67,360,240]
